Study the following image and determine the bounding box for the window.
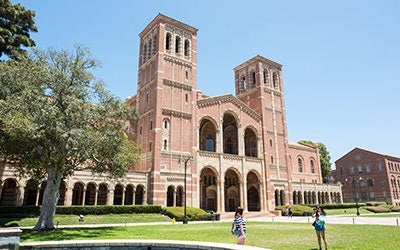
[163,140,168,150]
[271,156,274,164]
[166,33,171,50]
[163,119,169,129]
[184,39,190,56]
[378,164,382,172]
[185,71,188,80]
[370,192,375,200]
[349,166,355,175]
[339,167,343,175]
[310,160,315,173]
[241,77,246,90]
[251,71,256,87]
[146,93,149,102]
[175,36,181,53]
[367,179,374,187]
[358,165,362,173]
[139,126,142,135]
[185,93,188,103]
[205,138,214,152]
[298,158,303,172]
[366,164,371,173]
[273,72,278,88]
[150,120,153,130]
[263,70,268,84]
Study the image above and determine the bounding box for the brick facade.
[332,147,400,206]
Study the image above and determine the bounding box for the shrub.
[162,206,211,221]
[366,206,391,213]
[276,204,313,216]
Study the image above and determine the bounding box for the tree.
[0,46,140,230]
[0,0,38,60]
[299,140,332,183]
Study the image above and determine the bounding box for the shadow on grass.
[21,227,117,241]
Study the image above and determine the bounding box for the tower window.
[143,44,147,63]
[163,140,168,150]
[185,93,188,103]
[139,126,142,135]
[185,71,188,80]
[150,120,153,130]
[263,70,268,85]
[242,77,246,91]
[273,72,278,89]
[184,39,190,56]
[175,36,181,53]
[166,33,171,50]
[251,71,256,87]
[269,139,272,146]
[146,93,149,102]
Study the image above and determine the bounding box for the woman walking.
[231,207,246,245]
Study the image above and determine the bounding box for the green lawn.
[21,221,399,250]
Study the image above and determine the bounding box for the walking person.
[231,207,246,245]
[312,212,328,250]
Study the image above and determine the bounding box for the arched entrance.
[200,167,218,212]
[225,169,240,212]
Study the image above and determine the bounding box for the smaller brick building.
[333,147,400,206]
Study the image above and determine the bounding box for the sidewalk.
[244,213,400,226]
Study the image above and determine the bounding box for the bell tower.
[134,14,198,204]
[233,56,290,196]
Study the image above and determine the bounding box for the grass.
[0,214,170,227]
[20,221,400,250]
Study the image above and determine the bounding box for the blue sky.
[14,0,400,165]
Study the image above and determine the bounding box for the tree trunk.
[33,166,62,230]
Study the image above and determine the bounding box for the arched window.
[241,77,246,91]
[166,33,171,50]
[184,39,190,56]
[147,39,152,59]
[175,36,181,53]
[273,72,278,88]
[298,158,303,172]
[143,43,147,63]
[251,71,256,87]
[310,159,315,173]
[263,70,268,85]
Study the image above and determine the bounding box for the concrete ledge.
[20,239,270,249]
[0,228,22,250]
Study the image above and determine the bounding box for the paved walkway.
[243,214,400,226]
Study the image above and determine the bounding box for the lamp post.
[346,177,361,216]
[352,178,360,216]
[179,156,193,224]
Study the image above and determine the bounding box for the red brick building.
[333,147,400,206]
[0,14,341,213]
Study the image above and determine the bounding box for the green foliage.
[0,206,40,218]
[0,46,140,230]
[299,140,332,183]
[276,204,313,216]
[0,0,38,60]
[162,206,211,221]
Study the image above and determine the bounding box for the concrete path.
[243,213,400,226]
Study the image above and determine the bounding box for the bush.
[0,205,162,218]
[162,206,211,221]
[366,206,391,213]
[276,205,313,216]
